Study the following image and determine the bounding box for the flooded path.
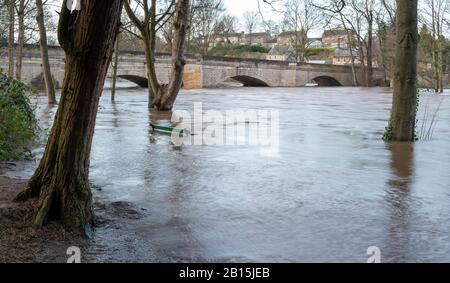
[2,86,450,262]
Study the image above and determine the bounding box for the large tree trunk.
[15,0,124,232]
[7,0,14,78]
[15,0,25,80]
[36,0,57,105]
[386,0,418,142]
[152,0,189,111]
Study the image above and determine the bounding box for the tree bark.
[387,0,418,141]
[15,0,124,233]
[143,34,161,103]
[7,0,14,78]
[152,0,189,111]
[15,0,25,80]
[36,0,57,104]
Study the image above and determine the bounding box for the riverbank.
[0,173,162,263]
[0,176,85,262]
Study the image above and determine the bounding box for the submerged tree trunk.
[15,0,25,80]
[111,38,120,102]
[15,0,124,232]
[7,0,14,78]
[152,0,190,111]
[366,13,374,87]
[36,0,57,104]
[386,0,418,141]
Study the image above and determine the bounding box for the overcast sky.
[224,0,283,22]
[49,0,283,25]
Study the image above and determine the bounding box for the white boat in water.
[305,83,319,87]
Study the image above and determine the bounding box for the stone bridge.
[0,45,385,89]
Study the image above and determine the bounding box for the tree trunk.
[152,0,190,111]
[366,14,374,87]
[15,0,25,80]
[143,35,161,105]
[386,0,418,142]
[339,12,358,86]
[431,0,439,93]
[15,0,124,233]
[7,0,14,78]
[111,38,120,102]
[36,0,57,105]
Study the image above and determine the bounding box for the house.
[213,32,245,46]
[212,31,272,46]
[332,48,359,65]
[263,38,278,49]
[242,31,272,45]
[266,44,296,62]
[277,31,307,45]
[322,29,352,48]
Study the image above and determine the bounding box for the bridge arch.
[118,75,148,87]
[221,75,270,87]
[312,76,342,87]
[231,75,269,87]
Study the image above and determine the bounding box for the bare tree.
[15,0,27,80]
[243,11,260,45]
[36,0,56,104]
[283,0,322,63]
[123,0,176,107]
[111,38,120,102]
[315,0,358,85]
[420,0,450,92]
[6,0,15,77]
[351,0,375,87]
[152,0,190,110]
[189,0,225,54]
[214,14,237,45]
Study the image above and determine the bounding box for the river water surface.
[3,86,450,262]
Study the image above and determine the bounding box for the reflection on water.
[384,143,414,262]
[3,87,450,262]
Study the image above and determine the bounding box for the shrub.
[0,71,38,160]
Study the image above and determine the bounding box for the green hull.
[151,123,189,135]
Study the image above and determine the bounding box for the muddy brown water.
[2,86,450,262]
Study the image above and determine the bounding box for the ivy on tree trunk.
[386,0,418,141]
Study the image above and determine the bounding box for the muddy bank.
[0,175,162,263]
[0,176,87,262]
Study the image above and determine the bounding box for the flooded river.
[2,86,450,262]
